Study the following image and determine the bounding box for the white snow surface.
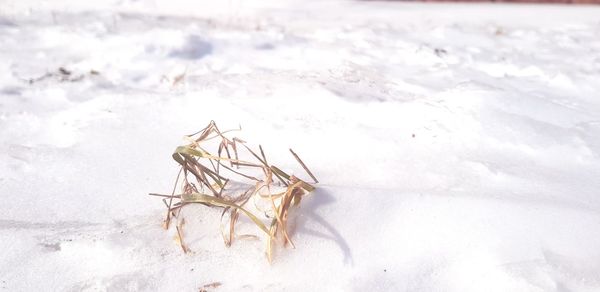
[1,0,600,291]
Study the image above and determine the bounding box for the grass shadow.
[296,187,354,265]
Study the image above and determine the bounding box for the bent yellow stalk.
[181,192,271,235]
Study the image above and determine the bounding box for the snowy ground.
[1,0,600,291]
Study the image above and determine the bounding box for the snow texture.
[1,0,600,291]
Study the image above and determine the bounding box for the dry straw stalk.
[150,121,317,262]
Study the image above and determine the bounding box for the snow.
[1,0,600,291]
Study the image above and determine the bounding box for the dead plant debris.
[20,67,101,84]
[150,121,318,262]
[199,282,222,292]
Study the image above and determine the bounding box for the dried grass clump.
[150,121,318,262]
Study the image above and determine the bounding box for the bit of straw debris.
[199,282,222,292]
[150,121,317,262]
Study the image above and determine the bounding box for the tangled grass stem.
[150,121,317,262]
